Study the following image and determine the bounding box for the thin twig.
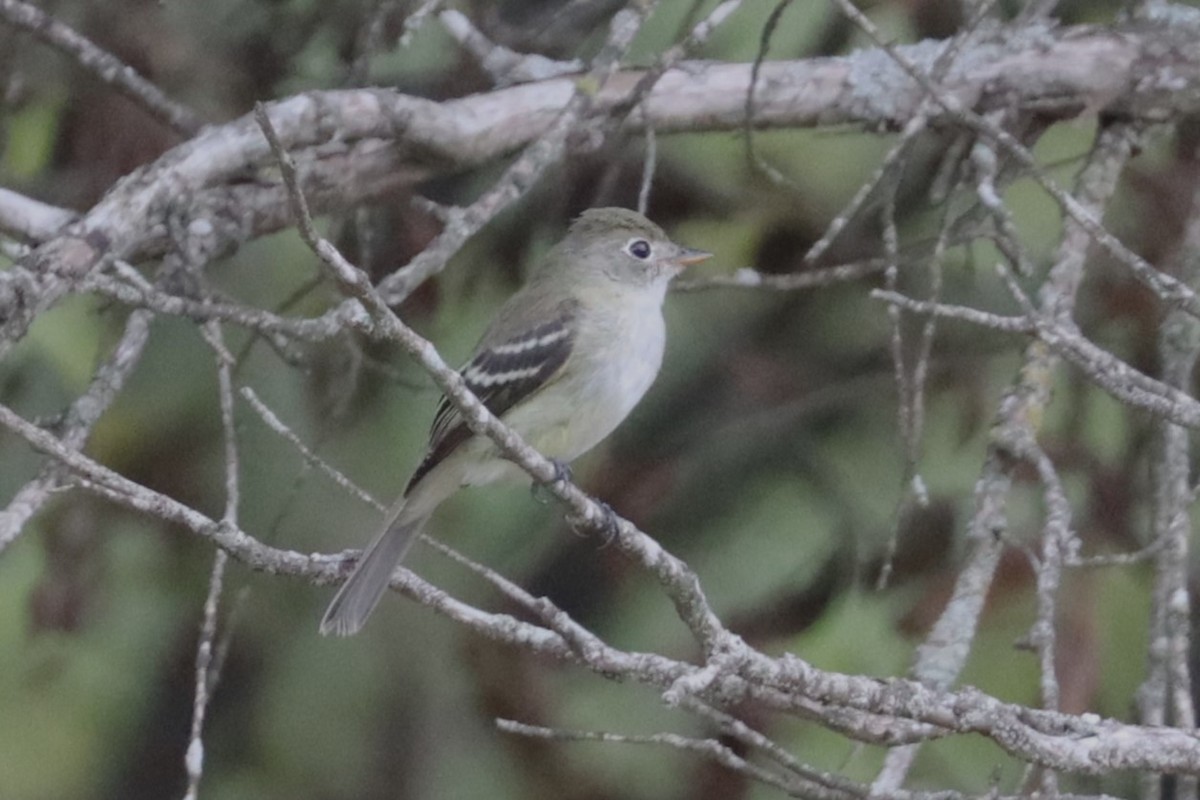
[376,0,661,305]
[637,123,657,215]
[438,9,582,86]
[182,323,239,800]
[0,310,152,553]
[83,269,350,344]
[870,119,1140,792]
[1139,160,1200,800]
[239,387,385,513]
[830,0,1200,320]
[0,0,202,135]
[399,0,444,48]
[1025,440,1076,796]
[675,261,887,292]
[743,0,804,194]
[348,0,404,85]
[496,719,811,797]
[805,0,999,267]
[870,290,1033,332]
[7,384,1200,776]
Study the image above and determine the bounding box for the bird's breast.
[549,293,666,459]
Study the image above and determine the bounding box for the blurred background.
[0,0,1195,797]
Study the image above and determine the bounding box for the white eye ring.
[625,238,653,260]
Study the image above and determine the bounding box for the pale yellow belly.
[459,294,666,486]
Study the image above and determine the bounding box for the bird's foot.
[335,549,360,575]
[531,459,574,505]
[569,501,621,547]
[594,501,621,548]
[550,459,574,484]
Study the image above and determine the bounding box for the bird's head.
[559,207,711,288]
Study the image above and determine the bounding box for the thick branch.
[3,14,1198,331]
[5,390,1200,776]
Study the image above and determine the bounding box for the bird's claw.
[531,459,574,505]
[550,459,573,484]
[569,501,621,547]
[594,501,620,548]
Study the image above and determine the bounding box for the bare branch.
[496,719,820,799]
[637,123,656,215]
[438,9,582,86]
[0,188,77,243]
[374,0,662,304]
[239,387,384,513]
[0,0,202,135]
[1139,155,1200,800]
[8,388,1200,775]
[676,261,887,292]
[872,119,1141,791]
[10,5,1200,794]
[831,0,1200,319]
[398,0,443,48]
[5,17,1197,354]
[870,290,1034,332]
[0,309,152,553]
[180,314,241,800]
[82,269,349,344]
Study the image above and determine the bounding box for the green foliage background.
[0,1,1190,798]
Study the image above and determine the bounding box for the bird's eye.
[627,239,652,260]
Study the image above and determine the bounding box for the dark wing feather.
[405,300,578,493]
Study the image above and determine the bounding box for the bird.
[320,207,712,636]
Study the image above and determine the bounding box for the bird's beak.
[673,247,713,268]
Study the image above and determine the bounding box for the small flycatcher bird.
[320,207,711,636]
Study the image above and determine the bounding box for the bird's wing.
[405,298,579,493]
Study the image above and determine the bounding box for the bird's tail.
[319,506,426,636]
